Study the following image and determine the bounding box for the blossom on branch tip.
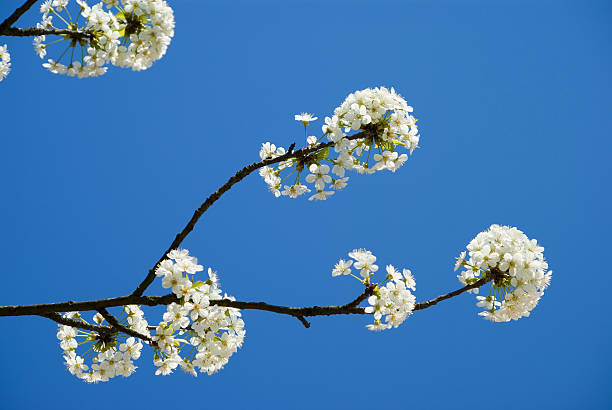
[456,224,552,322]
[331,259,353,277]
[348,248,378,279]
[33,0,175,78]
[295,112,318,125]
[259,87,420,199]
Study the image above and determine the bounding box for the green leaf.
[314,146,329,161]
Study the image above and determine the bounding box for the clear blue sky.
[1,0,610,409]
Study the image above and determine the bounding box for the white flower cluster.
[0,44,10,82]
[152,249,245,376]
[34,0,174,77]
[57,305,149,383]
[365,266,416,331]
[258,87,420,200]
[455,224,552,322]
[332,249,416,331]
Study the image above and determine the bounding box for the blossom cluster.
[34,0,174,78]
[152,249,245,376]
[332,249,416,331]
[455,224,552,322]
[57,305,149,383]
[0,45,10,82]
[258,86,420,200]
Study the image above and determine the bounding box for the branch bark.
[0,0,39,33]
[0,26,94,39]
[0,1,95,39]
[413,276,492,311]
[0,278,491,322]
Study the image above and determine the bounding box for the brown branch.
[0,26,94,39]
[0,0,39,33]
[211,297,366,317]
[0,0,94,39]
[42,312,113,334]
[0,294,177,317]
[131,129,376,297]
[97,308,153,343]
[296,316,310,328]
[1,277,490,324]
[414,276,493,311]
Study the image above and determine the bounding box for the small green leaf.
[314,146,329,161]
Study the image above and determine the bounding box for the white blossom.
[281,183,310,198]
[56,308,148,383]
[456,224,552,322]
[305,164,332,190]
[112,0,175,71]
[308,189,334,201]
[0,44,11,82]
[152,251,245,376]
[331,259,353,277]
[33,0,174,77]
[259,87,419,199]
[333,249,416,331]
[295,112,318,125]
[331,177,349,190]
[348,248,378,279]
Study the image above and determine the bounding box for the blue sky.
[0,0,611,409]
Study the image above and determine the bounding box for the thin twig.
[131,129,375,297]
[42,312,112,334]
[296,316,310,328]
[414,276,493,311]
[97,308,153,343]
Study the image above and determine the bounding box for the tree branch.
[0,119,488,330]
[0,0,39,33]
[0,26,94,39]
[296,316,310,328]
[0,0,95,39]
[131,129,376,297]
[0,294,176,316]
[0,278,491,323]
[97,308,153,343]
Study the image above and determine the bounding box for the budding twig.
[131,129,375,297]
